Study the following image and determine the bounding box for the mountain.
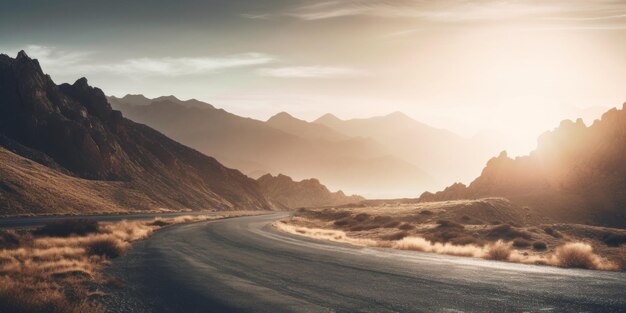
[109,94,213,109]
[0,51,275,215]
[110,96,434,198]
[266,112,348,142]
[257,174,364,209]
[420,105,626,227]
[314,111,501,187]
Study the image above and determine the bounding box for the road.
[105,213,626,313]
[0,211,222,228]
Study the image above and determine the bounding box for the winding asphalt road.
[106,213,626,313]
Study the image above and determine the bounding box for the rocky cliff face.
[0,51,275,213]
[420,106,626,227]
[257,174,364,209]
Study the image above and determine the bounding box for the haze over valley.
[109,94,505,198]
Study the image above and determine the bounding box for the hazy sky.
[2,0,625,155]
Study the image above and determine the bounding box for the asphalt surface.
[105,213,626,313]
[0,211,220,228]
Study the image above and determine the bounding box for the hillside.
[257,174,364,209]
[0,51,275,215]
[110,95,433,198]
[420,105,626,228]
[0,147,161,216]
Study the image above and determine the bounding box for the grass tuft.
[485,241,511,261]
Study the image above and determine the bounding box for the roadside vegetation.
[276,199,625,271]
[0,212,259,313]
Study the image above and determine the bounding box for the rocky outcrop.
[0,51,275,214]
[257,174,364,209]
[420,105,626,227]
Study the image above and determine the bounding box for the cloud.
[89,53,274,76]
[287,0,626,25]
[257,66,365,78]
[240,13,272,20]
[3,45,92,72]
[3,46,274,77]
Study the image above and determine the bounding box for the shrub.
[512,238,531,248]
[34,219,100,237]
[542,226,562,238]
[485,241,511,261]
[436,219,464,229]
[381,231,409,241]
[450,235,481,246]
[85,237,127,258]
[0,230,20,249]
[148,219,171,227]
[485,224,531,240]
[424,230,461,243]
[532,241,547,250]
[602,231,626,247]
[419,210,433,215]
[382,221,400,228]
[333,219,350,227]
[398,223,415,231]
[555,243,599,269]
[354,213,370,222]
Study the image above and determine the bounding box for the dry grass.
[0,211,260,312]
[553,243,616,270]
[277,210,624,271]
[485,241,512,260]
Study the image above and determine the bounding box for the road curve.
[105,213,626,313]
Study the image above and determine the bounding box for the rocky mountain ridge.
[0,51,275,214]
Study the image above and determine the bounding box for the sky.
[1,0,625,155]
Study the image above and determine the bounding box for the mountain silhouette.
[420,106,626,227]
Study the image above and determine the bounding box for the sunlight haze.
[2,0,625,156]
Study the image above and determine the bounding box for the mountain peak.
[73,77,89,88]
[121,94,150,101]
[16,50,29,60]
[314,113,342,125]
[385,111,412,121]
[154,95,180,102]
[267,111,296,122]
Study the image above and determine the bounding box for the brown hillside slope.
[0,147,161,216]
[0,51,275,214]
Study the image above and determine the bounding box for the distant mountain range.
[109,95,500,198]
[0,51,369,215]
[420,105,626,228]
